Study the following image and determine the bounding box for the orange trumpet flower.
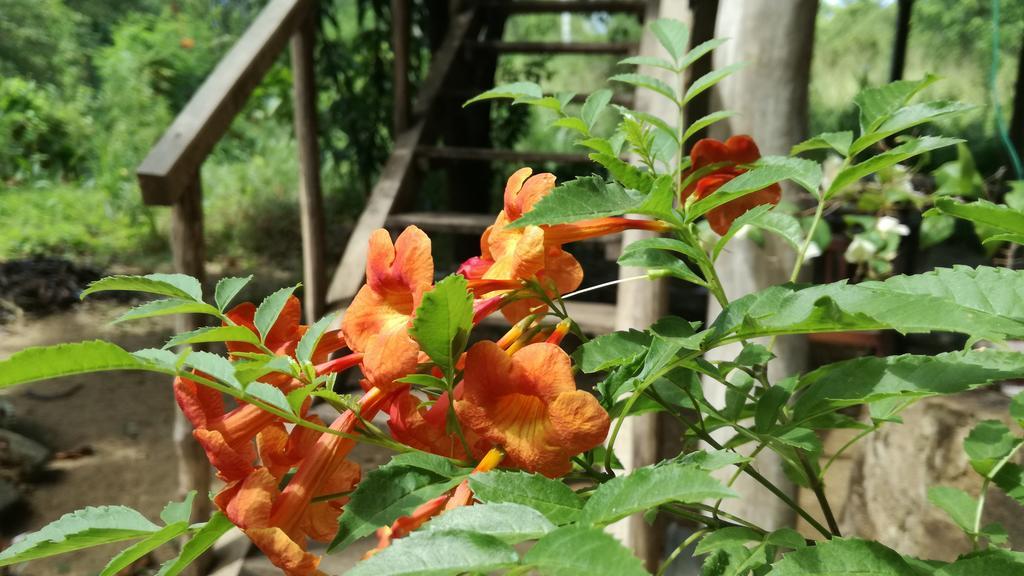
[455,341,610,477]
[681,135,782,235]
[342,226,433,353]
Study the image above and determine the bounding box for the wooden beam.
[483,0,646,15]
[291,11,326,323]
[392,0,412,134]
[417,146,594,164]
[169,175,213,572]
[137,0,313,205]
[469,40,637,55]
[327,121,427,305]
[889,0,914,82]
[329,10,479,305]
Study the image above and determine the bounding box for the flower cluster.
[172,158,778,574]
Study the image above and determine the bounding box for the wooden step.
[470,41,637,55]
[484,1,646,15]
[386,211,494,235]
[417,146,593,165]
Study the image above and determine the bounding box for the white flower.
[845,236,878,263]
[803,241,823,259]
[875,216,910,237]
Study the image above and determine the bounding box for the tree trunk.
[703,0,818,531]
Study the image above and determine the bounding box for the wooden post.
[607,0,686,569]
[170,175,213,557]
[291,10,326,322]
[392,0,411,134]
[890,0,914,82]
[707,0,818,531]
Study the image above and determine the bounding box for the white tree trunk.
[608,0,690,567]
[702,0,819,531]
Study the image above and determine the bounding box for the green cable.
[991,0,1024,180]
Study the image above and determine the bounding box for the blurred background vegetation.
[0,0,1020,273]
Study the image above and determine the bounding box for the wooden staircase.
[325,0,648,334]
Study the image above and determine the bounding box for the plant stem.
[972,439,1024,548]
[647,390,833,539]
[788,198,826,284]
[797,450,840,537]
[656,528,708,576]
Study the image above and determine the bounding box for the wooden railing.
[136,0,325,323]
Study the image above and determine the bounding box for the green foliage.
[418,503,555,544]
[154,513,233,576]
[523,526,649,576]
[469,471,584,525]
[331,454,468,551]
[0,493,195,569]
[766,538,916,575]
[577,462,736,526]
[410,275,474,377]
[0,341,159,390]
[347,530,519,576]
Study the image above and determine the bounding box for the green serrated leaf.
[182,350,241,389]
[684,62,745,105]
[419,503,554,544]
[99,523,189,576]
[295,311,339,364]
[509,176,643,228]
[160,492,195,525]
[81,273,202,302]
[679,37,728,70]
[964,420,1021,476]
[409,275,473,376]
[610,72,678,103]
[0,341,158,390]
[934,550,1024,575]
[928,486,979,533]
[0,505,161,566]
[348,529,518,576]
[581,89,613,130]
[618,54,677,71]
[578,462,735,526]
[253,285,299,341]
[246,382,295,415]
[766,538,914,575]
[793,350,1024,421]
[464,81,543,107]
[213,275,252,311]
[827,136,962,199]
[650,18,689,62]
[553,116,590,135]
[853,74,939,134]
[713,204,805,260]
[690,156,822,221]
[114,299,221,324]
[791,131,854,156]
[469,470,583,525]
[330,460,464,551]
[851,100,973,155]
[524,526,648,576]
[574,329,651,374]
[682,110,735,145]
[163,326,260,350]
[617,244,702,284]
[154,513,233,576]
[929,198,1024,238]
[695,526,762,555]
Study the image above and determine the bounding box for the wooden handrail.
[137,0,314,206]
